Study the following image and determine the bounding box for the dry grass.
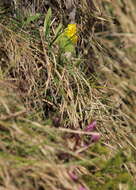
[0,0,136,189]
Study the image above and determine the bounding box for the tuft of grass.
[0,0,136,189]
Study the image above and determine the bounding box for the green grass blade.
[44,8,52,39]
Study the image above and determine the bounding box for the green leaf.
[24,13,40,25]
[57,34,75,54]
[44,8,52,39]
[49,23,63,47]
[55,23,63,36]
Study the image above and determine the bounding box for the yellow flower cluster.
[65,24,78,44]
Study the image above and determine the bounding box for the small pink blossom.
[68,171,78,181]
[91,133,100,142]
[84,121,96,132]
[79,185,87,190]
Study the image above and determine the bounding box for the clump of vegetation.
[0,0,136,189]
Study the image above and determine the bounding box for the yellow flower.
[65,24,78,44]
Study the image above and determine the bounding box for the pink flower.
[68,171,78,181]
[79,185,87,190]
[83,121,100,144]
[84,121,96,132]
[91,133,100,142]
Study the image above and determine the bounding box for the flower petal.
[65,23,78,44]
[79,185,87,190]
[85,121,96,132]
[91,133,100,142]
[68,171,78,181]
